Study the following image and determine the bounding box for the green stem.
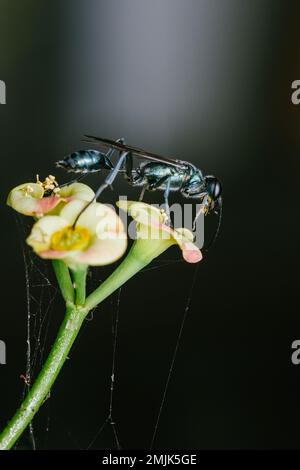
[71,267,87,306]
[52,260,74,304]
[0,305,85,450]
[84,245,149,311]
[0,240,164,449]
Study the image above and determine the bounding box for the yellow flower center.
[50,226,90,251]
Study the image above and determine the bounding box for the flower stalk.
[0,239,169,449]
[52,260,74,304]
[85,240,169,311]
[0,304,86,450]
[85,246,147,311]
[70,266,87,306]
[3,185,203,450]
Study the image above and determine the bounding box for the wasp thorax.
[50,226,90,252]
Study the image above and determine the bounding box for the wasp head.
[205,176,222,202]
[195,176,222,216]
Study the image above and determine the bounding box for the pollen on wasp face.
[50,226,90,252]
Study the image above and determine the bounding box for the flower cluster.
[7,177,127,267]
[2,174,204,450]
[7,176,202,267]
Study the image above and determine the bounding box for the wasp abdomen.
[56,150,114,173]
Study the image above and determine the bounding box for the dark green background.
[0,0,300,449]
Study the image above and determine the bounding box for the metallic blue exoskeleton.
[56,136,222,246]
[57,149,114,173]
[131,160,221,201]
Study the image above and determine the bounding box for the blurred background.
[0,0,300,449]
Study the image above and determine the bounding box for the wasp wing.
[82,135,185,170]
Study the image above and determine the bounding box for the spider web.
[15,215,59,450]
[14,216,199,450]
[85,260,199,450]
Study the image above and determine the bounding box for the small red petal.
[39,250,68,259]
[182,243,203,263]
[35,197,61,215]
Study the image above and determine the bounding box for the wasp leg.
[103,138,126,183]
[59,173,89,188]
[90,150,129,199]
[124,152,134,183]
[139,185,148,201]
[148,175,169,191]
[73,150,130,227]
[192,209,202,231]
[147,175,172,225]
[163,178,171,225]
[106,137,126,159]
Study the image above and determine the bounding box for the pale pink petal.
[182,242,203,263]
[6,183,64,216]
[35,196,61,216]
[39,250,72,260]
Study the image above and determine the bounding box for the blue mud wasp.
[56,136,222,248]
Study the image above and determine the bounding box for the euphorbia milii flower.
[117,200,202,264]
[1,184,205,449]
[26,200,127,267]
[84,200,202,312]
[7,180,94,217]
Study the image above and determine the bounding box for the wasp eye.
[213,180,221,199]
[205,176,222,200]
